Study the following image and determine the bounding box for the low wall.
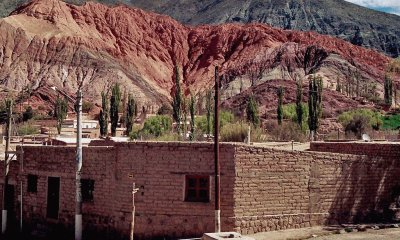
[310,142,400,158]
[231,145,400,234]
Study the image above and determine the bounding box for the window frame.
[184,175,210,203]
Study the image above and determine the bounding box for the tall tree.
[308,75,323,141]
[182,96,189,137]
[54,95,68,135]
[296,79,303,128]
[277,87,284,125]
[384,73,393,106]
[99,91,109,137]
[189,94,196,141]
[110,83,121,137]
[172,65,182,134]
[125,94,136,136]
[205,89,213,135]
[246,95,260,127]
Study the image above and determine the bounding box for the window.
[27,174,38,193]
[185,175,210,202]
[81,179,95,202]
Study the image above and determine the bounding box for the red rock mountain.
[0,0,392,114]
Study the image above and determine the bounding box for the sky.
[345,0,400,15]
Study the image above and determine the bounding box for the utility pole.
[2,99,12,235]
[75,89,83,240]
[214,66,221,233]
[130,183,139,240]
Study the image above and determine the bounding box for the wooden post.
[130,183,139,240]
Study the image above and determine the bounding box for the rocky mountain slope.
[0,0,391,115]
[1,0,400,57]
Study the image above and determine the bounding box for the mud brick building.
[0,141,399,239]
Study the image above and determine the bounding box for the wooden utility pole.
[214,66,221,233]
[2,99,12,234]
[130,183,139,240]
[75,89,83,240]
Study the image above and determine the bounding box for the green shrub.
[265,120,307,142]
[82,101,94,113]
[17,124,39,136]
[381,114,400,130]
[130,116,172,140]
[195,110,235,134]
[282,103,309,129]
[338,109,382,130]
[220,122,266,142]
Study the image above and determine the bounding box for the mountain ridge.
[1,0,400,57]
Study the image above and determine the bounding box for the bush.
[220,122,266,142]
[82,101,94,113]
[265,120,307,142]
[129,116,172,140]
[22,106,34,122]
[157,104,173,115]
[195,110,235,134]
[17,124,39,136]
[338,109,382,130]
[381,114,400,130]
[282,103,309,129]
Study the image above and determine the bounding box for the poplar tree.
[296,80,304,128]
[54,95,68,135]
[205,90,213,135]
[110,83,121,137]
[277,87,284,125]
[125,94,136,135]
[189,94,196,141]
[99,91,109,137]
[308,75,323,141]
[384,74,393,106]
[172,65,182,134]
[246,96,260,127]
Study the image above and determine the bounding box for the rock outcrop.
[0,0,392,113]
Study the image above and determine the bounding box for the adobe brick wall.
[231,145,400,234]
[310,142,400,158]
[8,142,236,239]
[1,142,399,239]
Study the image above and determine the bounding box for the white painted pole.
[2,99,12,235]
[75,89,83,240]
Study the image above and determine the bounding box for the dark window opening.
[185,175,209,203]
[81,179,95,202]
[27,175,38,193]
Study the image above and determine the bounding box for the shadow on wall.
[327,157,400,224]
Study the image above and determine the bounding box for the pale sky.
[345,0,400,15]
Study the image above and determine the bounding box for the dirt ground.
[248,226,400,240]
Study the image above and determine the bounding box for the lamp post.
[214,66,221,233]
[75,88,83,240]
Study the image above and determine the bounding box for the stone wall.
[0,142,399,239]
[11,142,236,239]
[231,145,400,234]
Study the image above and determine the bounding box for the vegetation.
[54,95,68,134]
[125,94,136,135]
[220,122,265,142]
[22,106,34,122]
[265,120,307,142]
[282,103,309,129]
[205,90,213,135]
[308,75,323,140]
[277,87,284,125]
[196,110,235,135]
[110,83,121,137]
[381,114,400,130]
[157,103,173,115]
[384,74,393,106]
[82,101,94,113]
[17,123,39,136]
[246,96,260,127]
[296,80,304,128]
[172,65,182,134]
[99,91,109,137]
[338,109,382,138]
[130,115,172,140]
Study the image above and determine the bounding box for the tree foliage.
[172,65,182,134]
[99,91,109,137]
[296,80,304,128]
[205,89,213,135]
[246,96,260,127]
[125,94,136,135]
[308,75,323,138]
[110,83,121,137]
[384,73,393,106]
[54,95,68,134]
[189,94,196,141]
